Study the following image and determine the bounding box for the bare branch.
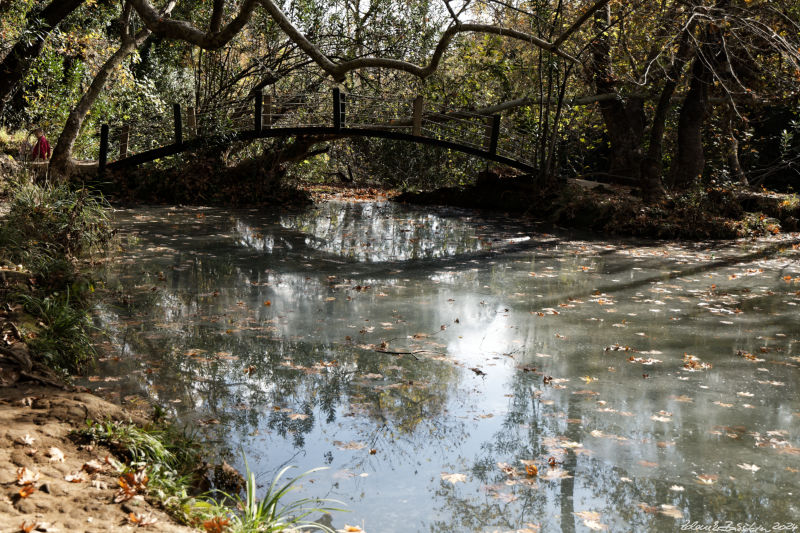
[551,0,612,48]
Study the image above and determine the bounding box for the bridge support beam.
[484,114,501,155]
[98,124,109,178]
[254,90,263,133]
[187,107,197,137]
[264,94,272,127]
[119,125,129,160]
[412,96,423,136]
[173,103,183,146]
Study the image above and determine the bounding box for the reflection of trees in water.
[279,202,496,262]
[429,362,798,532]
[96,284,462,453]
[99,207,800,530]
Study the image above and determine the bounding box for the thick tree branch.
[129,0,257,50]
[259,0,576,81]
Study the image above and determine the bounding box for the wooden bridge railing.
[99,88,519,177]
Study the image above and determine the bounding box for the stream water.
[84,201,800,532]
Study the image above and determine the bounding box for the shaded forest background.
[1,0,799,199]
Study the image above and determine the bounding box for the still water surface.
[85,201,800,532]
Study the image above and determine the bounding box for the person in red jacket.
[31,128,51,160]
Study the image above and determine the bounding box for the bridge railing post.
[173,103,183,145]
[187,107,197,137]
[254,90,263,133]
[98,124,109,178]
[264,94,272,128]
[119,125,129,160]
[412,96,423,136]
[333,88,346,130]
[484,114,501,155]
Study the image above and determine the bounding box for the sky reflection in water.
[86,201,800,532]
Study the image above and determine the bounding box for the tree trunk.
[668,0,731,190]
[639,26,695,202]
[724,104,748,185]
[668,56,712,189]
[589,6,644,183]
[50,30,150,178]
[0,0,86,118]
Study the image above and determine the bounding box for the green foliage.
[72,419,204,518]
[17,290,96,374]
[0,179,112,375]
[0,179,112,260]
[198,457,343,533]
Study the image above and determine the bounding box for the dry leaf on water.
[441,472,467,485]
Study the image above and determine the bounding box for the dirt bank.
[0,383,194,533]
[395,173,800,239]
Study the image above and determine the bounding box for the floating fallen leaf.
[638,503,658,514]
[697,474,717,485]
[334,440,366,450]
[20,521,36,533]
[541,468,572,480]
[18,484,36,498]
[525,464,538,477]
[288,413,309,420]
[47,447,65,462]
[440,472,467,485]
[338,526,365,533]
[574,511,607,530]
[669,485,684,492]
[659,504,684,519]
[19,434,35,446]
[737,463,760,472]
[683,353,712,371]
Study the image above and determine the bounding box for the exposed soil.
[0,384,194,533]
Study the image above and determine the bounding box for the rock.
[214,461,245,493]
[32,398,50,410]
[10,449,32,467]
[14,496,37,514]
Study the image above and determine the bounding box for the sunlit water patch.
[85,202,800,532]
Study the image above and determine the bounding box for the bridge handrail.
[99,88,535,176]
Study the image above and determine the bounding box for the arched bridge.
[99,89,538,175]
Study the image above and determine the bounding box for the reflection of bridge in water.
[99,88,538,175]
